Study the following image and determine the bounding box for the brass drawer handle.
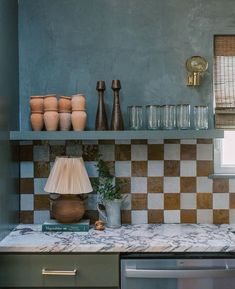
[42,268,77,276]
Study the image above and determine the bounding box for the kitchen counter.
[1,224,235,253]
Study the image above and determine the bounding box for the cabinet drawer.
[0,253,119,287]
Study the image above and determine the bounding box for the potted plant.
[93,155,125,228]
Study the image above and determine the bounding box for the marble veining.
[1,224,235,252]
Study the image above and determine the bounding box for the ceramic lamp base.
[52,195,85,223]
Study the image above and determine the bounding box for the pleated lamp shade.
[44,157,93,195]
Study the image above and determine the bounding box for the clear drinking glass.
[176,104,191,129]
[161,105,176,129]
[128,106,145,130]
[146,105,161,130]
[194,105,208,130]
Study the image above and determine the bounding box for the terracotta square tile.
[34,195,50,210]
[213,209,229,224]
[50,145,66,161]
[197,193,212,209]
[20,178,34,194]
[181,210,196,223]
[34,162,50,178]
[104,161,115,176]
[230,193,235,209]
[132,194,147,210]
[131,140,147,144]
[213,179,229,193]
[197,161,213,176]
[34,140,48,146]
[181,145,196,160]
[180,177,196,193]
[164,193,180,210]
[197,139,213,144]
[164,139,180,144]
[148,144,164,160]
[20,211,34,224]
[115,145,131,161]
[89,177,99,188]
[148,210,164,223]
[82,144,98,161]
[121,210,131,224]
[84,210,98,225]
[20,145,33,161]
[98,140,115,145]
[164,160,180,176]
[11,143,19,162]
[132,161,147,177]
[147,177,163,193]
[116,177,131,194]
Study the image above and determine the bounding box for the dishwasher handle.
[126,268,235,279]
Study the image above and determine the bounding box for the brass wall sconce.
[186,56,208,86]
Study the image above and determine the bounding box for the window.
[214,36,235,174]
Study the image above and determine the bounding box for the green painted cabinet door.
[0,253,119,288]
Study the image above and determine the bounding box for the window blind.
[214,35,235,128]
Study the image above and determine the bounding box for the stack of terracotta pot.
[71,94,87,131]
[30,94,87,131]
[30,96,44,131]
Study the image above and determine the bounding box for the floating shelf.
[10,129,224,141]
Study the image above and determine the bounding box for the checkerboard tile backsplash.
[19,139,235,224]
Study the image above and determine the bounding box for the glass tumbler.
[194,105,208,130]
[128,106,144,130]
[161,105,176,129]
[177,104,191,129]
[146,105,161,130]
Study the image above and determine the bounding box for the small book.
[42,219,90,232]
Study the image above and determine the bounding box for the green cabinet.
[0,253,119,288]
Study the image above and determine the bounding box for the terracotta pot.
[30,112,44,131]
[71,110,87,131]
[59,112,71,131]
[58,96,71,112]
[44,94,58,111]
[71,94,86,111]
[44,110,59,131]
[30,96,44,113]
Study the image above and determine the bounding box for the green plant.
[93,155,123,201]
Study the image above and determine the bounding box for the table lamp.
[44,156,93,223]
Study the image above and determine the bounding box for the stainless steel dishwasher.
[121,253,235,289]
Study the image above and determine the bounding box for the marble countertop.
[1,224,235,253]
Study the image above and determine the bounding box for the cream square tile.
[34,211,50,224]
[229,179,235,192]
[121,194,131,210]
[148,193,164,209]
[180,161,196,176]
[49,140,66,145]
[84,161,98,177]
[82,140,98,145]
[66,144,82,156]
[229,209,235,224]
[131,145,147,161]
[197,209,213,224]
[180,139,197,144]
[20,162,34,178]
[213,193,229,209]
[34,178,47,195]
[181,193,196,209]
[164,210,180,223]
[115,161,131,177]
[20,194,34,211]
[164,177,180,193]
[148,161,164,176]
[197,177,212,193]
[131,210,148,224]
[115,140,131,144]
[197,144,213,160]
[33,145,50,162]
[99,145,115,161]
[164,144,180,160]
[148,139,164,144]
[131,177,147,193]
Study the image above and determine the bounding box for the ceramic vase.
[30,112,44,131]
[44,94,58,111]
[71,94,86,111]
[59,112,71,131]
[30,96,44,112]
[58,96,72,112]
[71,110,87,131]
[44,110,59,131]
